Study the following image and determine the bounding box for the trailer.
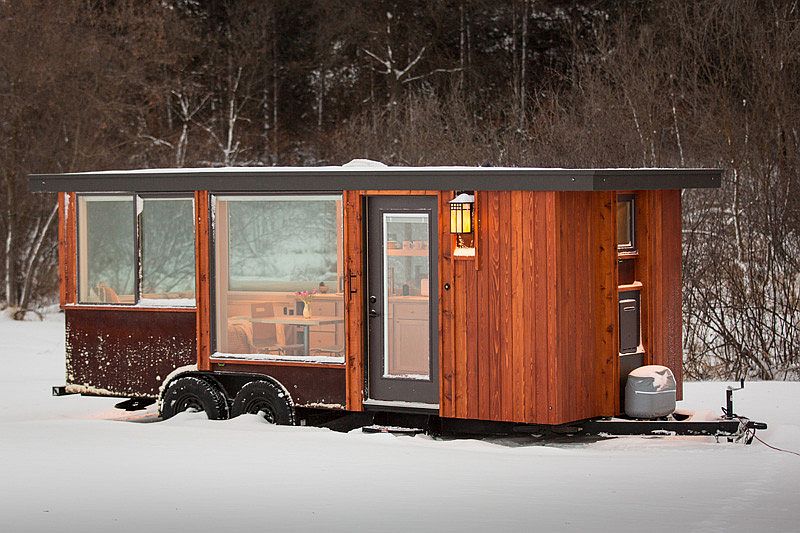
[30,161,762,437]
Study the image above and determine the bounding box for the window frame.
[75,192,196,308]
[209,191,345,357]
[76,192,137,306]
[616,194,636,252]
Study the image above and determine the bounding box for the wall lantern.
[449,192,474,234]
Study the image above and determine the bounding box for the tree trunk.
[4,177,15,309]
[18,202,58,315]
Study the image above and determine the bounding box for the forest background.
[2,0,798,381]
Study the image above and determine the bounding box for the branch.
[402,67,463,84]
[362,48,392,74]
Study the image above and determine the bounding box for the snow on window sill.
[212,352,345,365]
[136,298,197,308]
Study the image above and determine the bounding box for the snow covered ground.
[1,314,798,533]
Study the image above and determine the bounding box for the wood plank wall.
[638,189,683,399]
[440,191,618,424]
[58,192,77,306]
[343,190,365,410]
[195,191,212,371]
[342,188,675,422]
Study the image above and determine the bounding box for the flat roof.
[28,164,722,193]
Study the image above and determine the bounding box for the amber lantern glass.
[449,192,474,234]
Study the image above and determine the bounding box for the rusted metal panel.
[210,362,346,408]
[66,309,196,398]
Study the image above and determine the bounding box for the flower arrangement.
[294,289,317,305]
[295,290,318,318]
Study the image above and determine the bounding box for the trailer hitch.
[723,378,746,419]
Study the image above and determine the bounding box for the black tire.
[231,380,294,425]
[160,376,229,420]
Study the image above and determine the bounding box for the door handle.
[369,309,379,318]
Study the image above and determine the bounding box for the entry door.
[366,196,439,405]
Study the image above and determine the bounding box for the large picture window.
[77,194,196,306]
[214,195,345,362]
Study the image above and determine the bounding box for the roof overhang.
[28,166,722,193]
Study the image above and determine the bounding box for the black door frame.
[365,195,439,406]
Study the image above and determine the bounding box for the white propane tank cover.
[625,365,677,419]
[627,365,676,391]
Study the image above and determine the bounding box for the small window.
[77,194,196,306]
[617,194,636,251]
[141,197,196,304]
[78,195,136,304]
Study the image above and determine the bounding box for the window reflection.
[78,195,135,304]
[214,195,345,361]
[141,197,196,305]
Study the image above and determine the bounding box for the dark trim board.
[29,167,722,193]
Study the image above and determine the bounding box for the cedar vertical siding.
[639,189,683,400]
[343,190,365,411]
[195,191,212,371]
[58,192,77,306]
[440,190,618,424]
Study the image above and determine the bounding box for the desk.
[238,316,344,355]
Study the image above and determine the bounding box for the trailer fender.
[156,364,198,413]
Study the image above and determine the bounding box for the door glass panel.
[382,213,430,379]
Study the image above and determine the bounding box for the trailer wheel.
[160,376,229,420]
[231,380,294,425]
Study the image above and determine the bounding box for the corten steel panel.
[66,309,196,398]
[210,362,346,408]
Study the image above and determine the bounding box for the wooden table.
[239,316,344,355]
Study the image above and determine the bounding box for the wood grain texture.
[638,190,683,400]
[592,191,619,415]
[343,190,365,411]
[58,193,67,307]
[59,192,77,306]
[511,191,525,422]
[440,190,621,424]
[439,192,456,415]
[194,191,212,371]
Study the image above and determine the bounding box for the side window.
[76,194,196,306]
[78,195,136,304]
[141,197,196,304]
[616,194,636,251]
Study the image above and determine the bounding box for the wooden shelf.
[387,248,428,257]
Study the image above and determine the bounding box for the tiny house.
[30,162,721,427]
